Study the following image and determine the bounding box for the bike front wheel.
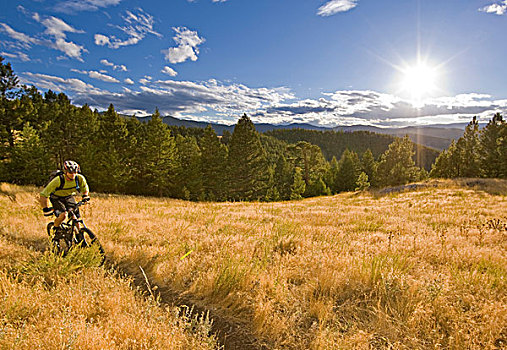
[78,228,105,263]
[47,222,72,256]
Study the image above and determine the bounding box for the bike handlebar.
[69,200,88,212]
[48,199,89,217]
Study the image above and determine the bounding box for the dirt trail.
[112,261,267,350]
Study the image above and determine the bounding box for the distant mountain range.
[134,115,471,151]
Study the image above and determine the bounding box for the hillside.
[135,114,442,170]
[1,181,506,349]
[149,115,464,150]
[265,128,440,171]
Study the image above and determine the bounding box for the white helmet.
[63,160,80,174]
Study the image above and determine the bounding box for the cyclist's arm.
[39,195,49,209]
[78,174,90,196]
[39,176,60,208]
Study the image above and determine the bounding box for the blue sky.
[1,0,506,127]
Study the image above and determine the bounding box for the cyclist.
[39,160,90,235]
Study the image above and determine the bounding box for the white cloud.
[139,75,153,85]
[88,71,120,83]
[161,66,178,76]
[162,27,205,64]
[71,69,120,83]
[21,72,102,94]
[100,59,114,67]
[0,51,31,62]
[1,17,87,61]
[39,16,84,38]
[94,34,110,46]
[255,91,507,127]
[70,78,295,118]
[35,15,86,53]
[479,0,507,15]
[0,23,41,48]
[164,45,198,64]
[7,10,88,61]
[56,0,123,13]
[317,0,358,16]
[95,8,161,49]
[172,27,206,47]
[51,38,87,61]
[18,70,507,128]
[100,59,128,71]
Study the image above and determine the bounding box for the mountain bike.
[46,199,105,263]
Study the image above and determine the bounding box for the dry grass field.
[0,184,218,350]
[1,179,506,349]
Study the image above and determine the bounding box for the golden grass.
[1,179,506,349]
[0,185,218,350]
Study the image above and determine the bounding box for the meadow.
[1,179,506,349]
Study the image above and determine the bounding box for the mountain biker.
[39,160,90,235]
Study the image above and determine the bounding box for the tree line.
[265,128,440,171]
[5,55,502,201]
[430,115,507,179]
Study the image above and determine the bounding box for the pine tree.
[175,135,202,200]
[200,125,228,201]
[306,177,331,197]
[479,113,505,178]
[430,147,451,178]
[361,149,377,186]
[500,119,507,178]
[87,104,131,193]
[0,56,21,149]
[443,140,462,178]
[141,110,177,197]
[221,130,231,145]
[40,92,88,166]
[290,167,305,200]
[273,155,293,200]
[286,141,329,196]
[1,97,33,164]
[335,149,360,192]
[7,124,52,185]
[123,116,144,195]
[355,172,370,191]
[73,105,98,161]
[326,156,339,193]
[227,114,269,201]
[456,117,480,177]
[376,136,420,187]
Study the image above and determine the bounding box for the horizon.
[1,0,506,128]
[137,113,484,130]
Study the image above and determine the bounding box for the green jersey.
[40,174,89,198]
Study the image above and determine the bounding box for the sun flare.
[400,62,440,103]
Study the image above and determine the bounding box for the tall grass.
[1,180,506,349]
[0,184,219,350]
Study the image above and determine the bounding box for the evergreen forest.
[1,56,506,201]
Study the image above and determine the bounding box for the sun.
[399,62,440,104]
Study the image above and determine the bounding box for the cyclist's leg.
[49,196,67,228]
[54,212,66,227]
[65,196,82,230]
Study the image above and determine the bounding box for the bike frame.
[48,199,104,262]
[56,201,89,243]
